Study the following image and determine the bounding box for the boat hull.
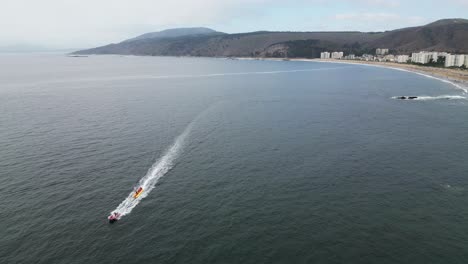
[133,187,143,198]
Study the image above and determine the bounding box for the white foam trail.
[26,67,346,86]
[412,95,466,101]
[392,95,467,101]
[110,121,194,218]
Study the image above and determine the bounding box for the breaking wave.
[390,68,468,94]
[314,60,468,93]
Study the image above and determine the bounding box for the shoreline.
[66,54,468,93]
[237,57,468,93]
[314,59,468,93]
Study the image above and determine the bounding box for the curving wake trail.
[392,95,467,101]
[110,121,193,219]
[411,95,467,101]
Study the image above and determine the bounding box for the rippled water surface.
[1,54,468,264]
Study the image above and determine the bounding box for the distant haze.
[1,0,467,50]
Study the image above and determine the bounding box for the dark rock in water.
[397,96,407,99]
[408,96,418,99]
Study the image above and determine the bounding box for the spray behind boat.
[108,187,143,223]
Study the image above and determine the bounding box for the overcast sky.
[1,0,467,49]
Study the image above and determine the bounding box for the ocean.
[1,54,468,263]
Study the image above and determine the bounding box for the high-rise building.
[396,55,409,63]
[320,52,330,59]
[445,54,466,67]
[411,52,434,64]
[384,55,395,62]
[376,48,389,55]
[331,52,343,59]
[362,54,375,61]
[395,55,409,63]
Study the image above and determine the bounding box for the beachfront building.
[396,55,410,63]
[411,52,435,64]
[384,55,395,62]
[376,48,389,55]
[445,54,466,67]
[344,54,355,60]
[433,52,449,60]
[331,52,344,59]
[445,54,455,67]
[320,52,330,59]
[362,54,375,61]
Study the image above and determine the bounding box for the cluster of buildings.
[445,54,467,67]
[376,48,389,56]
[319,51,344,59]
[320,49,468,68]
[410,52,467,67]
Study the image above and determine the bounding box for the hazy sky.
[1,0,467,49]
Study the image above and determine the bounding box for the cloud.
[334,13,400,21]
[451,0,468,5]
[0,0,460,48]
[333,13,428,31]
[456,0,468,6]
[285,0,401,7]
[0,0,270,48]
[350,0,400,7]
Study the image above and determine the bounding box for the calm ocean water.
[1,54,468,264]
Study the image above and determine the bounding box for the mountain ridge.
[121,27,225,43]
[74,19,468,58]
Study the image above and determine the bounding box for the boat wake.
[32,67,347,85]
[109,120,194,219]
[392,95,466,101]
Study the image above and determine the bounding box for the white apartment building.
[376,48,389,55]
[396,55,409,63]
[432,52,448,61]
[445,54,455,67]
[362,54,375,61]
[384,55,395,62]
[320,52,330,59]
[331,52,344,59]
[411,52,435,64]
[445,54,466,67]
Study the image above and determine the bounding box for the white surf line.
[313,60,468,93]
[27,67,348,86]
[374,65,468,94]
[110,116,199,218]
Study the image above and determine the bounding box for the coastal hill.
[73,19,468,58]
[367,19,468,54]
[121,27,225,43]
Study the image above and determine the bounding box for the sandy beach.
[313,59,468,92]
[236,57,468,93]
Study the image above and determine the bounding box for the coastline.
[249,57,468,93]
[236,57,468,93]
[314,59,468,92]
[66,53,468,93]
